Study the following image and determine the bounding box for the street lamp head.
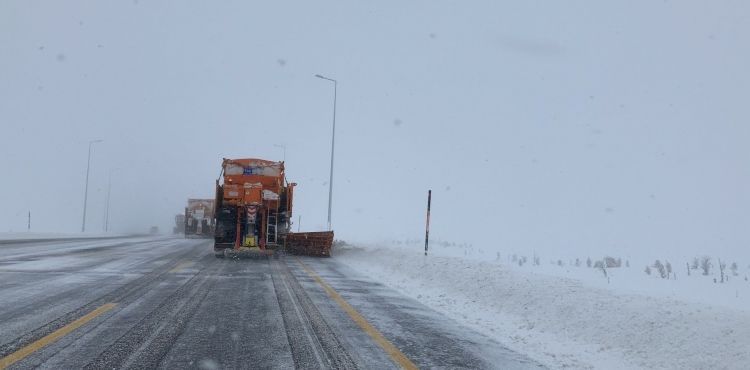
[315,74,336,83]
[91,139,103,144]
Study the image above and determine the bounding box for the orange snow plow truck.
[213,158,333,258]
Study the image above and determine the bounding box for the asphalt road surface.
[0,236,542,369]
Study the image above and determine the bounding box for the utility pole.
[274,144,286,162]
[27,211,31,231]
[82,139,103,232]
[315,74,337,231]
[104,169,117,232]
[425,190,431,256]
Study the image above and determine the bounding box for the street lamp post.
[82,139,103,232]
[315,74,337,231]
[274,144,286,162]
[104,168,119,232]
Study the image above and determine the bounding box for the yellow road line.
[295,258,418,370]
[0,303,116,369]
[169,261,194,273]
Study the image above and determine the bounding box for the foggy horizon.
[2,1,748,261]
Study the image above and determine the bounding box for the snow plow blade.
[284,231,334,257]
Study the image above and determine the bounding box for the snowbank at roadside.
[335,243,750,369]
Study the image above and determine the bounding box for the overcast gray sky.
[2,1,748,260]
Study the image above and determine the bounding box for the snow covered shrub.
[700,256,712,276]
[575,258,581,267]
[557,259,563,266]
[730,262,738,276]
[691,257,699,270]
[586,257,592,268]
[666,261,672,277]
[719,259,727,283]
[604,256,621,268]
[593,260,604,269]
[653,260,667,279]
[645,266,652,275]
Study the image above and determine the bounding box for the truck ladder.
[266,210,277,245]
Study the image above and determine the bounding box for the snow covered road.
[0,237,540,369]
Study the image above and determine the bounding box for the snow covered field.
[0,232,130,241]
[336,241,750,369]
